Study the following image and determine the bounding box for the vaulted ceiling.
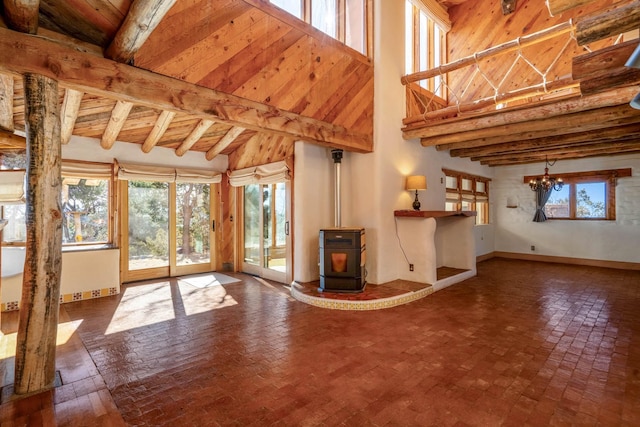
[403,0,640,166]
[0,0,373,169]
[0,0,639,168]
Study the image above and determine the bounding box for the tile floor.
[1,258,640,426]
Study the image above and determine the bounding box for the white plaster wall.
[293,142,335,283]
[292,0,495,285]
[63,135,228,171]
[493,153,640,263]
[2,248,120,304]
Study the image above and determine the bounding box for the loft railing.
[401,0,640,127]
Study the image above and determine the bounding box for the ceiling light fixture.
[529,157,563,192]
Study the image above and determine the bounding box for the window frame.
[523,168,631,221]
[1,160,115,247]
[268,0,371,57]
[405,0,450,98]
[443,168,491,225]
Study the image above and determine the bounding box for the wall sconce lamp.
[406,175,427,211]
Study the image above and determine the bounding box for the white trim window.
[405,0,450,98]
[270,0,369,55]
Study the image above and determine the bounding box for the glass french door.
[122,180,216,282]
[242,182,290,283]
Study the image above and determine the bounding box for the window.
[1,159,113,246]
[269,0,369,55]
[443,169,490,225]
[62,175,110,244]
[405,0,450,97]
[544,174,618,220]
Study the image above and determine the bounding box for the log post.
[14,73,62,395]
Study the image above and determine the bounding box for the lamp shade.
[625,43,640,69]
[406,175,427,191]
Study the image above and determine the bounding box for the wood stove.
[319,228,366,292]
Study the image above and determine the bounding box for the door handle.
[212,220,215,232]
[285,221,289,236]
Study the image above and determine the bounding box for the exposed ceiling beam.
[573,40,639,81]
[175,119,215,157]
[422,104,640,147]
[206,127,246,160]
[450,122,640,158]
[404,86,639,141]
[576,0,640,46]
[572,40,640,95]
[481,142,640,166]
[0,128,25,150]
[475,140,640,163]
[2,0,39,34]
[0,27,372,152]
[60,88,83,144]
[546,0,595,16]
[141,110,175,153]
[105,0,177,64]
[0,74,14,131]
[101,101,133,149]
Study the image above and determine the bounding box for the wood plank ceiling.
[0,0,374,169]
[1,0,639,167]
[403,0,640,166]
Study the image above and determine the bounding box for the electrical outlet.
[409,264,414,271]
[531,245,535,251]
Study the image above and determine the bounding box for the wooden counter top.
[394,210,477,218]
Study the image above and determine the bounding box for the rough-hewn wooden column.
[14,73,62,395]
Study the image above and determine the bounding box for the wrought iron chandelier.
[529,157,563,192]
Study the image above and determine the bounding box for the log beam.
[175,119,215,157]
[404,85,639,141]
[206,127,246,160]
[141,110,175,153]
[105,0,177,64]
[450,122,640,157]
[0,128,26,149]
[14,73,62,395]
[546,0,595,17]
[475,140,640,163]
[482,142,640,166]
[60,89,83,144]
[0,27,371,152]
[576,1,640,46]
[2,0,39,34]
[0,74,14,131]
[101,101,133,149]
[433,110,640,151]
[573,40,639,81]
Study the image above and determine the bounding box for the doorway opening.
[121,180,218,283]
[241,182,291,284]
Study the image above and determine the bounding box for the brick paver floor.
[3,258,640,425]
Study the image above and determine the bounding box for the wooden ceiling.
[403,0,640,166]
[0,0,373,169]
[1,0,639,168]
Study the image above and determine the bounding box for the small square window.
[576,182,606,219]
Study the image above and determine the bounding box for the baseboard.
[476,252,495,263]
[478,251,640,271]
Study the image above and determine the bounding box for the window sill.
[62,244,117,253]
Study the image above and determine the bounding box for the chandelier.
[529,157,563,192]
